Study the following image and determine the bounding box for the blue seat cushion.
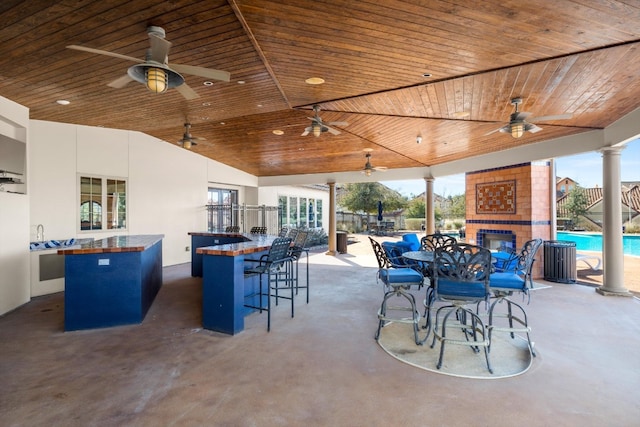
[436,278,487,299]
[489,272,526,290]
[379,268,423,285]
[402,233,420,251]
[493,251,519,271]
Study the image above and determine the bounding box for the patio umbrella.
[377,201,383,222]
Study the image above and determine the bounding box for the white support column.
[597,146,631,296]
[549,159,557,240]
[326,182,337,256]
[425,177,435,235]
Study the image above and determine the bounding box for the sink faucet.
[36,224,44,242]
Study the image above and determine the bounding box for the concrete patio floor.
[1,234,639,426]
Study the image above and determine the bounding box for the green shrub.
[625,223,640,234]
[404,218,424,230]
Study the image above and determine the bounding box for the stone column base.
[596,287,633,297]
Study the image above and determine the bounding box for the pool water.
[557,232,640,256]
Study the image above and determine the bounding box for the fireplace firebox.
[477,229,516,251]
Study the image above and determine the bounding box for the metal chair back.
[421,233,457,252]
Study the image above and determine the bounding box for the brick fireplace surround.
[465,162,552,279]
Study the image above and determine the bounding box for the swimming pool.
[556,232,640,256]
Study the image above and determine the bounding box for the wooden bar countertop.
[57,235,165,255]
[195,233,280,257]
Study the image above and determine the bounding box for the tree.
[405,196,425,218]
[448,194,466,218]
[340,183,407,228]
[564,187,589,228]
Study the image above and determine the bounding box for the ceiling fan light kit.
[66,26,230,100]
[510,122,525,138]
[301,105,348,137]
[128,63,184,94]
[486,97,571,138]
[312,122,322,137]
[362,152,387,176]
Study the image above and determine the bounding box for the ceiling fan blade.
[148,33,171,64]
[67,45,143,63]
[326,126,341,136]
[175,83,199,100]
[513,112,532,121]
[170,63,230,82]
[484,127,504,136]
[107,74,134,88]
[527,124,543,133]
[529,113,573,122]
[301,128,311,136]
[373,166,388,172]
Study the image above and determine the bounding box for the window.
[289,196,298,226]
[207,187,238,231]
[80,176,126,231]
[300,198,307,226]
[315,199,323,228]
[279,195,323,229]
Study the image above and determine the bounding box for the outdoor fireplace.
[477,229,516,252]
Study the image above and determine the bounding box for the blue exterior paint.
[64,240,163,331]
[202,253,245,334]
[475,228,517,250]
[467,219,551,226]
[191,235,248,277]
[201,248,270,335]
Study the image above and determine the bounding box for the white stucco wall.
[0,96,29,316]
[28,119,260,269]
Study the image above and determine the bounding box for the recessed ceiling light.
[257,104,263,108]
[305,77,325,85]
[203,81,214,86]
[220,122,225,125]
[422,73,432,78]
[237,80,245,84]
[56,99,70,105]
[272,130,284,135]
[202,102,211,106]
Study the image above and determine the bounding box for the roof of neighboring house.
[556,177,579,185]
[557,185,640,217]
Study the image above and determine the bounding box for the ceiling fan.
[301,105,349,137]
[67,26,230,100]
[178,123,206,149]
[362,149,387,176]
[485,97,572,138]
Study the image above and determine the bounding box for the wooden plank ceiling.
[1,0,639,177]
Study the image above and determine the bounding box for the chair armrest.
[493,252,520,272]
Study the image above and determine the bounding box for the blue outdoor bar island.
[58,235,164,331]
[190,232,278,335]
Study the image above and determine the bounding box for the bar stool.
[289,230,310,303]
[243,237,294,331]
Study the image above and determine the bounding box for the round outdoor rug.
[377,321,533,379]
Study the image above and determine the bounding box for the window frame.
[79,174,127,233]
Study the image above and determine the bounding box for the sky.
[381,138,640,197]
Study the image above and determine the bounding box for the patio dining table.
[402,250,434,264]
[403,249,497,274]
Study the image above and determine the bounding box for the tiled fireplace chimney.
[465,162,552,279]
